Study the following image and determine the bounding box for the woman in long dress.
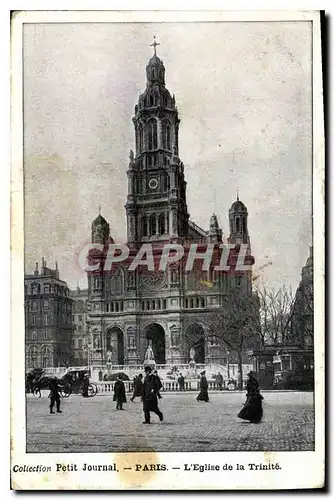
[238,372,263,423]
[196,371,209,402]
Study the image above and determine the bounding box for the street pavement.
[26,391,314,453]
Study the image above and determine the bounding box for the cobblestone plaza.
[26,392,314,453]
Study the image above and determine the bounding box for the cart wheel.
[60,385,71,398]
[88,383,98,397]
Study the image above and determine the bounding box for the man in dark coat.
[130,374,144,402]
[142,366,163,424]
[216,372,223,390]
[113,376,127,410]
[178,373,185,391]
[153,370,163,399]
[196,371,209,402]
[82,373,89,398]
[49,377,61,414]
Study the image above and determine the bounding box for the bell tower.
[125,38,189,245]
[228,195,251,253]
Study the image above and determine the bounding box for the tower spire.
[237,187,239,202]
[150,36,160,56]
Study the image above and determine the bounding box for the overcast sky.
[23,21,312,291]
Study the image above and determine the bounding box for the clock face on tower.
[148,178,159,190]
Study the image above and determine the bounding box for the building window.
[78,315,83,322]
[41,345,51,368]
[31,330,37,340]
[162,120,171,150]
[142,216,148,237]
[44,285,50,294]
[236,217,240,233]
[139,123,144,152]
[148,119,157,150]
[31,301,37,311]
[159,213,165,235]
[164,174,170,192]
[149,214,156,235]
[235,276,242,287]
[44,313,49,325]
[78,338,83,349]
[29,346,38,368]
[32,313,36,326]
[43,299,49,309]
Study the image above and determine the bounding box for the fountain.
[143,342,156,370]
[185,348,199,389]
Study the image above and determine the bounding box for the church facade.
[86,44,255,368]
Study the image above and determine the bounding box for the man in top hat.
[142,366,163,424]
[196,370,209,402]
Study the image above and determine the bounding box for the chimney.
[34,262,39,276]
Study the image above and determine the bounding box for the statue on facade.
[106,350,112,363]
[145,344,155,362]
[129,149,134,162]
[189,348,196,362]
[94,335,101,349]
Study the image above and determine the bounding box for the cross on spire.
[150,36,160,56]
[236,187,239,201]
[98,205,101,215]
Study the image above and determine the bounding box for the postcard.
[10,9,325,490]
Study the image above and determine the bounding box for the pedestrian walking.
[49,377,62,414]
[82,373,89,398]
[153,370,163,399]
[178,373,185,391]
[130,374,144,402]
[216,372,223,390]
[196,370,209,402]
[238,371,264,424]
[113,376,127,410]
[142,366,163,424]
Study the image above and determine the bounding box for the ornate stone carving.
[139,270,167,291]
[170,324,181,346]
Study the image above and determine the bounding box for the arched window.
[29,346,38,368]
[162,120,172,150]
[236,217,240,233]
[149,214,156,235]
[159,213,165,235]
[148,119,157,150]
[242,218,246,233]
[149,91,154,106]
[41,345,51,368]
[164,173,170,191]
[139,123,144,152]
[142,216,148,237]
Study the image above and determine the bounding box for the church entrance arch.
[143,323,166,364]
[106,327,124,365]
[185,324,206,364]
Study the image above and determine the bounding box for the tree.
[204,288,260,390]
[254,286,295,347]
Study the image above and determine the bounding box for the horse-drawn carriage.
[26,368,98,398]
[59,368,98,397]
